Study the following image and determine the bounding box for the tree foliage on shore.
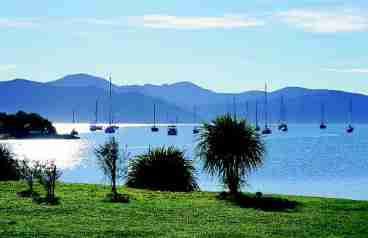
[196,114,265,195]
[0,144,19,181]
[0,111,56,138]
[126,146,199,192]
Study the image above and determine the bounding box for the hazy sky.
[1,1,368,93]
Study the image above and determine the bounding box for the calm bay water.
[3,123,368,200]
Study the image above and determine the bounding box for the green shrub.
[37,161,62,205]
[16,159,41,197]
[0,144,19,181]
[126,146,199,192]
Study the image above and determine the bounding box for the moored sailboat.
[105,76,117,134]
[151,104,159,132]
[320,102,327,130]
[90,100,103,131]
[278,95,288,132]
[70,110,79,136]
[255,101,260,131]
[262,83,272,135]
[167,116,178,136]
[346,98,354,133]
[193,105,199,134]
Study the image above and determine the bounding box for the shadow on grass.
[103,193,130,203]
[218,192,299,212]
[16,190,39,198]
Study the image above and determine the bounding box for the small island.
[0,111,79,140]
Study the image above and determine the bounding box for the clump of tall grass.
[126,146,199,192]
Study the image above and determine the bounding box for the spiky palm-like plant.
[126,146,198,192]
[196,114,265,195]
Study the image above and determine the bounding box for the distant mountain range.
[1,73,368,123]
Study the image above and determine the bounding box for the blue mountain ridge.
[1,73,367,123]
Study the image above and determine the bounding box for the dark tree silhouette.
[196,114,265,195]
[0,144,19,181]
[0,111,56,138]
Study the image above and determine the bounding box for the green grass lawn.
[1,182,368,238]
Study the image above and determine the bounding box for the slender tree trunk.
[29,179,33,194]
[112,157,117,199]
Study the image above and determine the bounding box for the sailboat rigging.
[70,109,79,136]
[320,102,327,129]
[105,76,117,134]
[255,101,260,131]
[244,101,250,124]
[278,95,288,132]
[151,104,159,132]
[346,98,354,133]
[193,105,199,134]
[90,100,103,131]
[262,83,272,135]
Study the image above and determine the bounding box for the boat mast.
[72,110,76,124]
[348,98,353,125]
[255,101,259,128]
[233,96,237,120]
[321,102,325,125]
[109,75,112,126]
[264,83,268,128]
[245,101,249,120]
[153,104,156,127]
[193,105,197,123]
[95,100,98,124]
[280,95,285,124]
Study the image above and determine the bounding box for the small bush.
[95,137,128,202]
[126,146,199,192]
[0,144,19,181]
[17,159,41,197]
[37,161,62,205]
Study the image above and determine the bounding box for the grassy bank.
[1,182,367,238]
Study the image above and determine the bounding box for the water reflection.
[6,139,90,170]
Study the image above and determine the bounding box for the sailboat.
[278,95,288,132]
[232,96,237,120]
[193,106,199,134]
[70,110,79,136]
[255,101,260,131]
[320,102,327,129]
[245,101,250,121]
[167,116,178,136]
[346,99,354,133]
[105,76,117,134]
[262,83,272,135]
[90,100,103,131]
[151,104,159,132]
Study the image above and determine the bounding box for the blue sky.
[1,0,368,93]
